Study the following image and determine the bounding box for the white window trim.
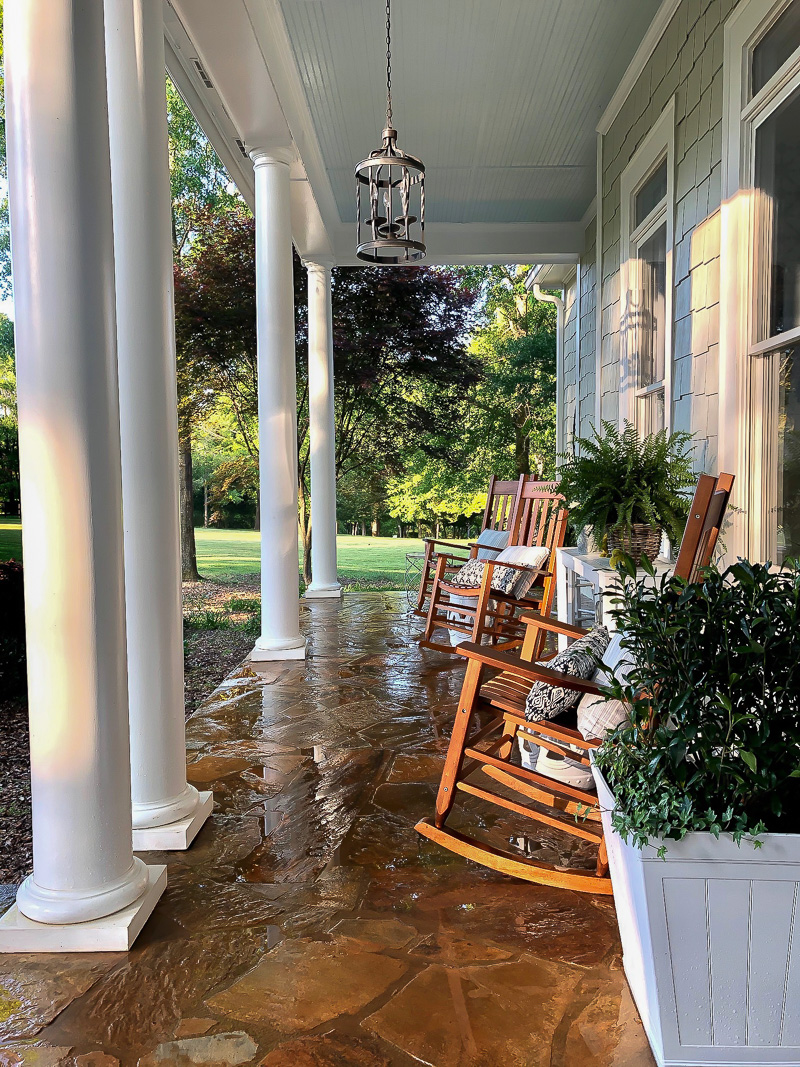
[618,98,675,433]
[721,0,800,561]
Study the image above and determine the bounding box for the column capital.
[249,146,294,169]
[304,258,334,278]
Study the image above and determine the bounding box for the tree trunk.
[435,520,440,538]
[298,478,312,583]
[203,484,209,527]
[514,425,530,476]
[371,518,379,536]
[253,494,260,531]
[179,433,201,581]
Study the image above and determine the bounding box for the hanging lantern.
[355,0,425,263]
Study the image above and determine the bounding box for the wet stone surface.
[1,594,654,1066]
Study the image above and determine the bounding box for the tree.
[457,265,558,478]
[167,77,240,579]
[0,313,17,514]
[295,266,481,578]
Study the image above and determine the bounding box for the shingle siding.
[593,0,739,475]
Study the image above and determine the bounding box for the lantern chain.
[385,0,393,130]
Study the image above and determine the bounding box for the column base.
[304,584,342,600]
[250,637,307,662]
[0,865,166,953]
[132,782,202,830]
[133,791,213,851]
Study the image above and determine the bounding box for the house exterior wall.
[594,0,740,475]
[561,271,579,455]
[578,220,598,442]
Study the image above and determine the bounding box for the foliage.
[167,77,239,257]
[0,559,25,694]
[174,205,256,440]
[556,420,694,542]
[386,450,487,531]
[595,556,800,851]
[0,313,17,512]
[455,265,557,479]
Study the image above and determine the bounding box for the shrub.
[594,557,800,850]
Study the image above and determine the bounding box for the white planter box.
[593,765,800,1067]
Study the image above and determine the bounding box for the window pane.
[754,87,800,339]
[778,344,800,564]
[752,2,800,97]
[634,159,668,229]
[635,223,667,390]
[639,388,665,436]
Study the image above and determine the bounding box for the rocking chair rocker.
[416,472,735,894]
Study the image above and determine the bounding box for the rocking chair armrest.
[433,551,469,565]
[483,558,544,575]
[517,614,591,639]
[423,538,471,552]
[455,643,603,695]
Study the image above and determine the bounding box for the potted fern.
[592,557,800,1067]
[558,421,694,561]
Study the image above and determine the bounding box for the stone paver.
[0,594,654,1066]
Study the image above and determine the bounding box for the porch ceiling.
[166,0,662,265]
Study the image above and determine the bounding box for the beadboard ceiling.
[167,0,664,263]
[276,0,661,226]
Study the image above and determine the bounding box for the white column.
[304,261,342,599]
[104,0,211,850]
[0,0,164,950]
[250,150,306,660]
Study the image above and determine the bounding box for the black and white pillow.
[449,557,518,593]
[525,626,610,722]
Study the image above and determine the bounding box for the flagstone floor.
[0,593,654,1067]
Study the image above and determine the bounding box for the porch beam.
[104,0,211,849]
[304,261,342,599]
[0,0,164,950]
[250,149,306,660]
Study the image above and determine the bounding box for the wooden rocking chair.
[416,472,735,894]
[418,481,568,656]
[414,475,526,618]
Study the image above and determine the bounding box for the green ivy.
[557,421,695,542]
[594,556,800,852]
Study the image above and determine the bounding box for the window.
[631,220,668,434]
[634,160,668,228]
[721,0,800,562]
[753,89,800,340]
[777,343,800,562]
[752,2,800,96]
[619,102,674,437]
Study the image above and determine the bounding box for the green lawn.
[0,521,21,562]
[0,521,465,589]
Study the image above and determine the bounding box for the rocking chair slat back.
[483,475,526,534]
[674,472,735,583]
[414,474,525,619]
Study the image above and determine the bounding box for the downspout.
[532,283,565,464]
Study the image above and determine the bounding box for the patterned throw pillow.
[576,632,633,740]
[449,557,518,593]
[493,545,550,597]
[450,545,549,596]
[525,627,610,722]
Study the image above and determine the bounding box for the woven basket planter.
[606,523,662,563]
